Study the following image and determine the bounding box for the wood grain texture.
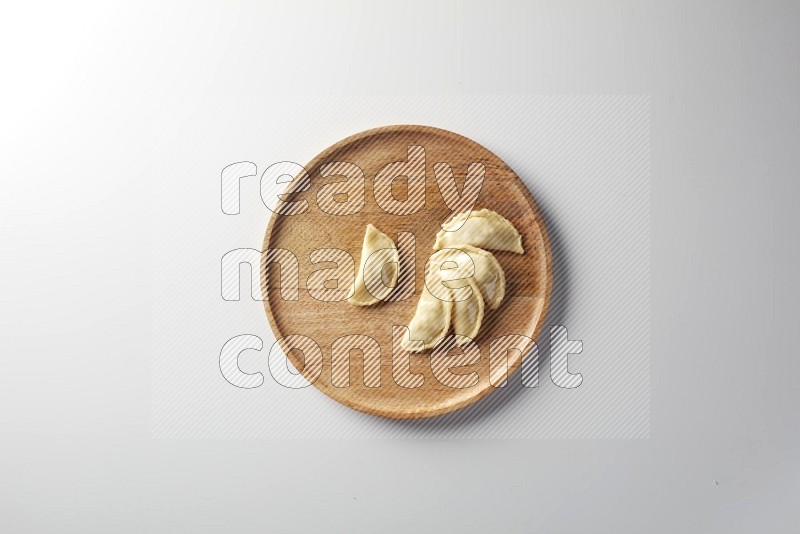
[261,125,552,419]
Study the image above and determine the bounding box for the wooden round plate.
[261,125,552,419]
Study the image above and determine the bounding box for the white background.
[2,1,799,532]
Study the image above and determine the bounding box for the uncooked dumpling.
[400,284,453,351]
[348,224,399,306]
[450,276,484,343]
[400,209,523,352]
[427,245,506,310]
[433,208,524,254]
[403,255,485,352]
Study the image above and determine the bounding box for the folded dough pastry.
[403,254,486,352]
[401,208,523,352]
[400,283,453,351]
[428,245,506,310]
[450,276,485,343]
[348,224,399,306]
[433,208,524,254]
